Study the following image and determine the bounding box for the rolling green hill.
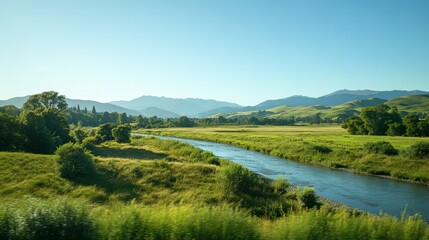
[214,95,428,120]
[386,94,429,115]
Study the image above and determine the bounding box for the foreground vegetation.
[1,135,428,239]
[1,199,428,240]
[143,125,429,184]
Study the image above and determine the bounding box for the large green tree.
[22,91,68,111]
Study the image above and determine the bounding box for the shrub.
[112,125,131,143]
[311,145,332,154]
[217,164,256,197]
[297,187,318,208]
[364,141,398,156]
[56,143,95,179]
[271,177,289,195]
[407,142,429,158]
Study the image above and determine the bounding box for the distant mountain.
[249,95,315,110]
[250,90,429,110]
[110,96,242,117]
[0,96,139,116]
[140,107,180,118]
[198,106,244,118]
[214,94,429,120]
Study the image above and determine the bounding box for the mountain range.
[0,89,427,118]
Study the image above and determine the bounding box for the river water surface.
[146,135,429,221]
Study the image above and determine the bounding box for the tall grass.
[1,199,427,240]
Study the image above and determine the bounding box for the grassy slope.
[215,95,428,119]
[386,94,429,114]
[144,125,429,183]
[1,135,428,239]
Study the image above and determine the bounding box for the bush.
[311,145,332,154]
[364,141,398,156]
[217,164,256,197]
[56,143,95,179]
[271,177,289,195]
[407,142,429,158]
[112,125,131,143]
[297,187,318,209]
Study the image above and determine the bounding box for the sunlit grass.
[142,125,429,183]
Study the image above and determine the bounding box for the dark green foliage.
[118,112,128,124]
[364,141,399,156]
[0,113,25,151]
[297,187,318,208]
[56,143,95,179]
[95,123,117,142]
[112,125,131,143]
[22,91,68,111]
[175,116,195,127]
[404,115,422,137]
[311,145,332,154]
[387,122,406,136]
[360,105,392,135]
[407,142,429,158]
[20,109,70,153]
[342,116,367,135]
[0,105,20,115]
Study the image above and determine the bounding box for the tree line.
[342,104,429,136]
[0,91,131,153]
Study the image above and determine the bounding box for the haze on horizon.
[1,0,428,106]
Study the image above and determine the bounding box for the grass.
[1,134,429,239]
[1,198,428,240]
[141,125,429,183]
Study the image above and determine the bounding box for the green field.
[1,135,429,239]
[142,125,429,183]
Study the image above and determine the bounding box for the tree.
[386,122,405,136]
[0,113,25,151]
[92,106,96,115]
[95,123,116,142]
[342,116,367,135]
[56,143,95,179]
[118,112,129,124]
[175,116,195,127]
[0,105,20,115]
[360,105,391,135]
[112,125,131,143]
[403,115,421,137]
[77,105,80,112]
[100,111,111,123]
[23,91,67,111]
[20,109,70,153]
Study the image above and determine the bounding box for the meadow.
[141,125,429,183]
[1,135,429,239]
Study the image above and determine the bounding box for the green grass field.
[1,135,428,239]
[142,125,429,183]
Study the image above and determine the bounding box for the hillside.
[386,94,429,115]
[250,90,429,110]
[110,96,242,117]
[215,95,427,120]
[140,107,180,118]
[0,96,139,116]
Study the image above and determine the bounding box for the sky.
[1,0,428,106]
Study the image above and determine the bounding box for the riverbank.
[139,125,429,185]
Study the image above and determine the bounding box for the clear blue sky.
[1,0,428,106]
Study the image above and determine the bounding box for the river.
[140,134,429,220]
